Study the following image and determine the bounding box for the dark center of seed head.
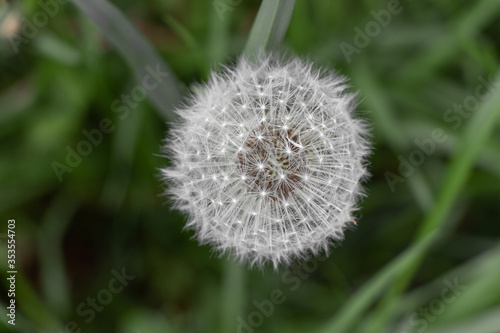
[236,124,307,201]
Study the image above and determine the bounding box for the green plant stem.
[219,1,296,329]
[221,260,246,332]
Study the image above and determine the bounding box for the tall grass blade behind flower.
[364,69,500,332]
[71,0,183,121]
[317,71,500,333]
[244,0,296,58]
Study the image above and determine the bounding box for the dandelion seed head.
[162,53,370,269]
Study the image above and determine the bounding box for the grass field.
[1,0,500,332]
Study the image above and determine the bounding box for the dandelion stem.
[221,260,246,332]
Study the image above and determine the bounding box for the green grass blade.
[318,69,500,333]
[394,241,500,328]
[351,59,434,211]
[316,231,440,333]
[435,256,500,325]
[425,307,500,333]
[243,0,296,57]
[34,31,81,66]
[39,194,77,316]
[207,0,230,65]
[164,15,210,77]
[100,96,144,211]
[350,70,500,333]
[417,71,500,237]
[70,0,183,121]
[398,0,500,83]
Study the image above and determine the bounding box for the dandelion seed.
[162,53,370,269]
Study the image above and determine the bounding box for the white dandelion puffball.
[162,54,370,269]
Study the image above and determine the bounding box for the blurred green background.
[1,0,500,332]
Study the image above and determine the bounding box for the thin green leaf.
[395,241,500,325]
[418,70,500,237]
[426,308,500,333]
[243,0,296,57]
[39,194,77,316]
[100,94,144,211]
[164,15,210,77]
[316,231,440,333]
[351,59,434,212]
[220,260,245,332]
[321,70,500,333]
[34,31,81,66]
[70,0,183,121]
[207,0,230,66]
[398,0,500,83]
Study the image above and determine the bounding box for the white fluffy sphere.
[162,54,370,269]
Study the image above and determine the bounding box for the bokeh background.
[1,0,500,332]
